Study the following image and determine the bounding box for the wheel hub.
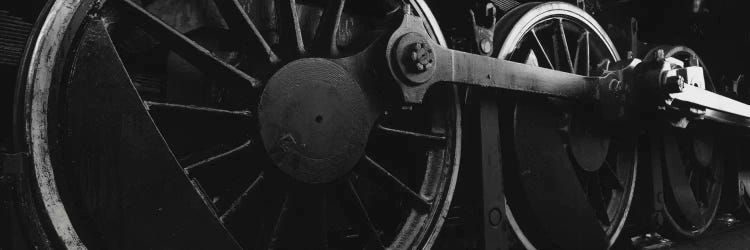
[259,58,372,184]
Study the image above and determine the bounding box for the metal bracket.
[627,18,639,58]
[479,92,508,250]
[469,4,497,56]
[1,152,27,176]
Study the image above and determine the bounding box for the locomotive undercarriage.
[1,0,750,249]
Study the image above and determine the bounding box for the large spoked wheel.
[490,3,637,249]
[14,0,460,249]
[644,46,725,238]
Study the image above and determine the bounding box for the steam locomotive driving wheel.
[490,3,637,249]
[15,0,460,249]
[643,46,726,238]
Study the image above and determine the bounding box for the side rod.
[438,48,602,100]
[387,15,607,104]
[386,14,750,128]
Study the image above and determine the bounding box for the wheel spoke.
[276,0,306,56]
[312,0,346,57]
[573,32,586,73]
[220,172,265,222]
[551,31,562,70]
[343,178,386,249]
[361,156,431,212]
[269,186,328,248]
[375,125,446,143]
[65,18,240,248]
[585,31,590,76]
[211,0,280,64]
[144,101,253,119]
[587,174,611,225]
[185,139,254,171]
[601,160,624,191]
[530,29,554,70]
[118,0,261,88]
[557,18,575,73]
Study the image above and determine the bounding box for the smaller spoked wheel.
[488,2,637,249]
[644,46,726,238]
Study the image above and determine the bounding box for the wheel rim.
[491,3,636,249]
[645,46,725,238]
[17,0,460,249]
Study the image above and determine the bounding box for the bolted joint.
[408,42,435,73]
[655,49,666,62]
[609,79,629,95]
[663,75,685,94]
[479,38,493,54]
[390,32,437,86]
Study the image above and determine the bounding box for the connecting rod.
[382,13,750,128]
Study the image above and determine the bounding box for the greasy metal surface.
[258,58,372,184]
[64,19,239,248]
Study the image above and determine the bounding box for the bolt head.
[656,49,665,62]
[489,208,502,226]
[480,39,492,54]
[665,75,685,93]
